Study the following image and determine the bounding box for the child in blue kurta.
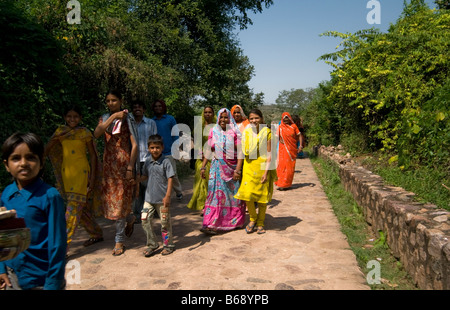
[0,132,67,290]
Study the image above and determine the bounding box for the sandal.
[83,237,104,247]
[143,246,160,257]
[257,226,266,234]
[200,227,219,235]
[161,248,174,256]
[112,245,126,256]
[245,222,256,234]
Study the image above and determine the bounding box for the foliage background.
[1,0,449,210]
[0,0,272,190]
[268,1,449,209]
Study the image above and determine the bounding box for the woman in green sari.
[187,106,216,212]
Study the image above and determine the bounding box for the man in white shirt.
[131,100,157,223]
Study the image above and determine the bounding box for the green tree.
[435,0,450,9]
[275,88,316,117]
[12,0,271,124]
[0,0,79,188]
[317,2,449,167]
[0,0,75,141]
[302,81,341,147]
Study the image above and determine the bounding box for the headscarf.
[231,105,250,133]
[231,105,248,120]
[278,112,300,161]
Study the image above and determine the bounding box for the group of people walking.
[189,105,304,235]
[0,90,304,290]
[43,90,185,258]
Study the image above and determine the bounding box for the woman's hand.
[260,173,268,184]
[233,170,241,181]
[126,169,135,185]
[113,110,128,120]
[200,168,206,179]
[87,176,95,194]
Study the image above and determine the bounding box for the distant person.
[275,112,301,191]
[94,89,139,256]
[0,132,67,290]
[187,106,216,212]
[151,99,183,201]
[200,108,246,235]
[131,100,157,222]
[292,114,305,158]
[45,106,103,254]
[235,109,276,234]
[140,135,176,257]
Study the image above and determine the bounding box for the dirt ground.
[65,155,370,291]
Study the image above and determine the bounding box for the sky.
[235,0,438,104]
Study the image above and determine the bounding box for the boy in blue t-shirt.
[0,132,67,290]
[139,135,175,257]
[151,99,183,200]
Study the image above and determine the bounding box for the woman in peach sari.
[94,90,139,256]
[275,112,301,190]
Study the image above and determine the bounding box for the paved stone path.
[65,156,370,290]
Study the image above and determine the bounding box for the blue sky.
[235,0,438,104]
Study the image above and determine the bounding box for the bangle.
[127,169,133,172]
[234,170,241,174]
[200,167,206,171]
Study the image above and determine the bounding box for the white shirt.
[136,116,157,163]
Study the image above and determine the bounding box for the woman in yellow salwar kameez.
[234,109,277,234]
[187,106,216,212]
[45,106,103,253]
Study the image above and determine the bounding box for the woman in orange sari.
[275,112,301,190]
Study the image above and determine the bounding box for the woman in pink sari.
[199,108,246,235]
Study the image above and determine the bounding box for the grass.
[310,153,418,290]
[360,156,450,211]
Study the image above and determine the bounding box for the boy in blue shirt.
[140,135,175,257]
[151,99,183,201]
[0,132,67,290]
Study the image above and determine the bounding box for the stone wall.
[318,145,449,290]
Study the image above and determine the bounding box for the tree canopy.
[0,0,272,135]
[314,0,449,169]
[0,0,272,188]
